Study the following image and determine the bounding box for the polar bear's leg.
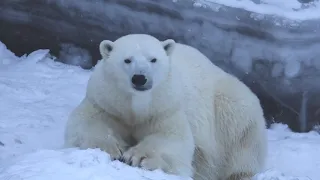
[213,76,267,180]
[192,148,219,180]
[121,111,195,177]
[224,122,267,180]
[64,97,129,159]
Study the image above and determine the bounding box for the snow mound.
[0,148,189,180]
[0,147,315,180]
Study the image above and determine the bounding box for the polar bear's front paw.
[99,136,126,161]
[105,143,123,161]
[120,146,169,172]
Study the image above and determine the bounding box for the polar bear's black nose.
[131,74,147,86]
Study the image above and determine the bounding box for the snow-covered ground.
[0,39,319,180]
[194,0,320,20]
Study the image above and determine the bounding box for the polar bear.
[64,34,267,180]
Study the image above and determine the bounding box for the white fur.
[64,34,268,180]
[131,93,152,119]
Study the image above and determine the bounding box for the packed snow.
[194,0,320,20]
[0,39,319,180]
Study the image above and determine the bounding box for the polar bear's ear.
[99,40,114,59]
[162,39,175,55]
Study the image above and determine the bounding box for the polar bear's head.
[99,34,175,93]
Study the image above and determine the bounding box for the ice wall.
[0,0,319,132]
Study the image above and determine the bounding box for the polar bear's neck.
[131,92,152,121]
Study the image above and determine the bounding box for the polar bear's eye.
[150,58,157,63]
[124,59,131,64]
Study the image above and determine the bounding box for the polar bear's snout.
[131,74,152,91]
[132,74,147,86]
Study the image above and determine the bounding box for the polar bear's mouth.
[132,85,152,91]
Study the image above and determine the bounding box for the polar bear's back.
[171,43,226,85]
[170,43,226,86]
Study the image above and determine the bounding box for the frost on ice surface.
[231,47,253,74]
[57,43,93,69]
[194,0,320,20]
[271,63,284,78]
[0,39,320,179]
[284,60,301,78]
